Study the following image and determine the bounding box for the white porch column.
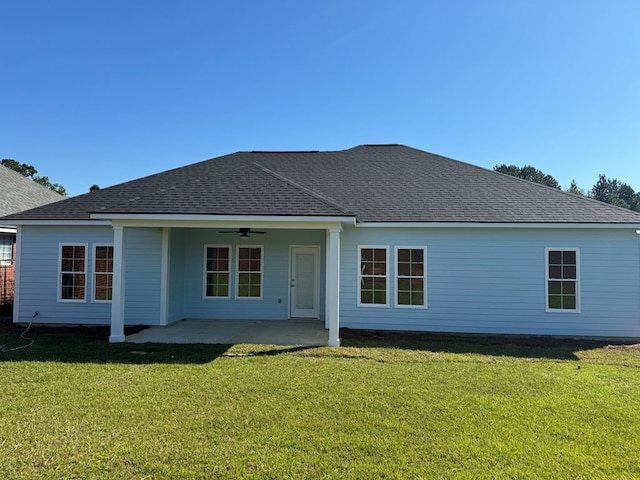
[325,226,341,347]
[159,227,170,326]
[109,225,127,343]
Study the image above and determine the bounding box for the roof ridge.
[251,162,355,217]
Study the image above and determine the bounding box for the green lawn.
[1,326,639,479]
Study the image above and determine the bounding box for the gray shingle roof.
[3,145,640,224]
[0,165,64,221]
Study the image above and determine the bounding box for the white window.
[395,247,427,308]
[59,244,87,302]
[358,246,389,306]
[204,245,231,298]
[546,248,580,312]
[0,235,12,265]
[236,246,263,299]
[94,244,114,302]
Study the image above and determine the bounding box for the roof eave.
[357,221,640,229]
[89,212,357,229]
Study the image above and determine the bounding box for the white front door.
[290,246,320,318]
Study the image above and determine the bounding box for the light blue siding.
[17,225,163,326]
[339,227,640,337]
[16,223,640,337]
[17,225,114,324]
[123,228,162,325]
[168,228,326,321]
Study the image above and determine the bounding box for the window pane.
[410,263,424,276]
[397,292,411,305]
[238,259,250,272]
[398,249,410,262]
[562,251,576,265]
[411,291,424,306]
[361,261,374,275]
[361,290,373,304]
[548,266,562,279]
[219,285,229,297]
[374,249,386,262]
[373,277,386,290]
[548,281,562,295]
[563,295,576,310]
[373,291,386,304]
[411,249,423,262]
[411,278,424,292]
[361,249,374,262]
[548,251,562,265]
[249,285,261,297]
[563,266,576,279]
[397,262,411,276]
[548,295,562,309]
[397,278,411,291]
[562,281,576,295]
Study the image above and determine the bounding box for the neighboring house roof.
[0,164,64,226]
[3,144,640,224]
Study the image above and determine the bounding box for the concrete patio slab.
[125,318,329,346]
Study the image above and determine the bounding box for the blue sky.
[2,0,639,197]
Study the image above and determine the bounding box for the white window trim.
[357,245,390,308]
[394,246,428,309]
[203,245,232,299]
[0,234,12,264]
[235,245,264,300]
[545,247,581,313]
[92,243,114,303]
[58,243,88,303]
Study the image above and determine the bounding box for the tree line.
[1,159,67,196]
[2,159,103,195]
[494,164,640,212]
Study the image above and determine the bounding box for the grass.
[1,325,639,479]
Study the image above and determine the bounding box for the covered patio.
[125,318,330,346]
[101,217,347,347]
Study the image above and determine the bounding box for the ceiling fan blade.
[217,228,267,236]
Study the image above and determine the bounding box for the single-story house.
[0,164,64,305]
[2,144,640,345]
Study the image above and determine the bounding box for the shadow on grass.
[0,323,628,364]
[339,328,619,361]
[0,324,231,365]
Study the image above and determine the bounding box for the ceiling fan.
[218,227,267,238]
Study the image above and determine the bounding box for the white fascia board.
[0,226,17,234]
[6,220,112,226]
[96,214,356,230]
[357,222,640,230]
